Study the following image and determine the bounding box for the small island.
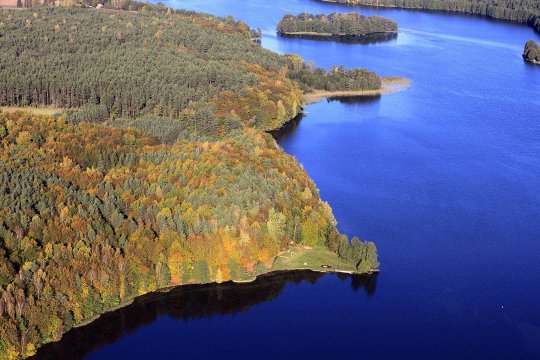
[523,40,540,64]
[277,12,398,42]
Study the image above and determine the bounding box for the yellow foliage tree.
[168,239,183,284]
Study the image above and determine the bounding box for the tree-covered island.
[277,12,398,41]
[523,40,540,64]
[0,3,388,358]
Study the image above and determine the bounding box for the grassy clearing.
[273,246,357,273]
[1,106,63,116]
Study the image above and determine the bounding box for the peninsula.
[0,3,387,358]
[303,76,411,104]
[277,12,398,41]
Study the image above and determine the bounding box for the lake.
[34,0,540,358]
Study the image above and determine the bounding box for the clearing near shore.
[273,246,358,273]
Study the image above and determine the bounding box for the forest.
[0,5,379,359]
[277,12,397,37]
[0,111,378,359]
[321,0,540,33]
[523,40,540,63]
[0,7,381,132]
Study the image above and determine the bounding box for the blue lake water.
[34,0,540,358]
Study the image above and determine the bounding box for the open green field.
[273,246,357,273]
[1,106,63,116]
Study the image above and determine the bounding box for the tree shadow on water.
[32,270,377,359]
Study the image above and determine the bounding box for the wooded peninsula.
[0,3,383,358]
[277,12,398,40]
[523,40,540,63]
[319,0,540,34]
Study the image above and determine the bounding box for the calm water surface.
[35,0,540,358]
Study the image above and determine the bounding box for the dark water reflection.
[326,94,382,104]
[271,95,381,141]
[33,271,376,359]
[278,31,398,44]
[269,112,305,141]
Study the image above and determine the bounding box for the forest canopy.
[277,12,397,37]
[320,0,540,33]
[0,7,382,134]
[0,111,378,358]
[0,7,302,131]
[0,5,380,359]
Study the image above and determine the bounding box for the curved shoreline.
[33,266,375,356]
[303,76,411,105]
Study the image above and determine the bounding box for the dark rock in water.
[523,40,540,64]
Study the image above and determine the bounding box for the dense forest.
[277,12,397,37]
[0,6,301,131]
[523,40,540,63]
[0,7,381,132]
[0,5,380,359]
[0,111,378,359]
[321,0,540,33]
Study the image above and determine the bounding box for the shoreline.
[303,76,411,105]
[35,266,376,354]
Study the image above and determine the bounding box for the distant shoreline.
[303,76,411,105]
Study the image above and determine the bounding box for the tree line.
[323,0,540,33]
[277,12,397,36]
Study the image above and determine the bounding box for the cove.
[33,0,540,358]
